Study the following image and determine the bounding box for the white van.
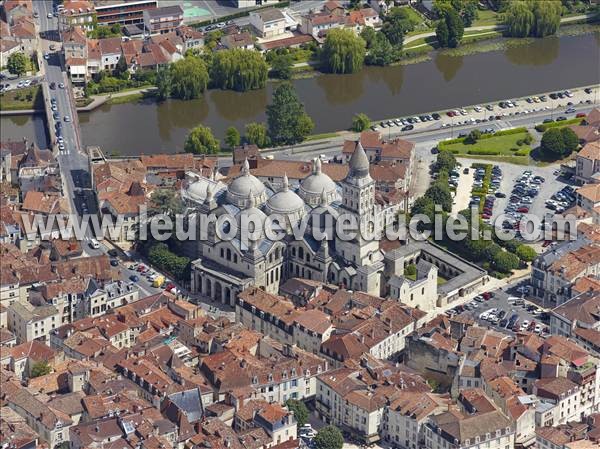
[89,238,100,249]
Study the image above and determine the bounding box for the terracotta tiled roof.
[577,183,600,203]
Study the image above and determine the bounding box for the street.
[33,1,99,255]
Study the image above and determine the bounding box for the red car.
[447,111,456,117]
[576,112,587,118]
[517,207,529,213]
[542,240,552,247]
[137,264,146,272]
[165,282,175,291]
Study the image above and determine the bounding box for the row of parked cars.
[545,185,576,213]
[372,113,442,132]
[444,292,496,317]
[501,170,545,231]
[128,263,179,293]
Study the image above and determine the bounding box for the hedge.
[467,149,501,155]
[514,148,530,156]
[535,118,584,132]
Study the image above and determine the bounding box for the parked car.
[89,238,100,249]
[129,275,139,282]
[110,258,119,267]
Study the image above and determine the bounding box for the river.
[1,33,599,154]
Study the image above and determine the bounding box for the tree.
[149,189,184,218]
[404,264,417,277]
[314,425,344,449]
[436,19,450,47]
[31,361,52,378]
[492,250,520,273]
[266,83,314,145]
[351,113,371,132]
[540,128,564,159]
[170,56,208,100]
[445,7,465,47]
[382,6,416,46]
[360,26,377,49]
[210,49,268,91]
[540,127,577,160]
[561,127,579,153]
[464,129,482,144]
[425,183,453,212]
[503,1,535,37]
[532,0,562,37]
[436,150,457,173]
[285,399,309,427]
[503,0,561,38]
[515,244,537,262]
[225,126,241,149]
[320,28,366,74]
[7,52,28,76]
[156,66,172,101]
[461,1,478,27]
[365,33,396,66]
[185,125,220,154]
[270,54,293,80]
[245,122,270,148]
[115,54,128,77]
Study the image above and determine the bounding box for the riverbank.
[3,32,598,152]
[0,85,44,112]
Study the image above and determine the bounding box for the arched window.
[220,248,224,258]
[298,247,304,259]
[226,248,231,260]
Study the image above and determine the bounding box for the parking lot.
[489,163,577,230]
[446,280,551,336]
[372,86,598,136]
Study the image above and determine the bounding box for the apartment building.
[424,409,515,449]
[95,0,158,26]
[143,5,183,35]
[7,300,59,344]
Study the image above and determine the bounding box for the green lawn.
[441,131,532,157]
[473,9,500,26]
[0,85,43,111]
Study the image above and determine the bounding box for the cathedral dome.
[236,189,267,239]
[299,158,337,206]
[266,175,305,214]
[227,159,267,208]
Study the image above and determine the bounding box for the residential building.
[381,391,450,449]
[249,8,286,38]
[424,408,515,449]
[576,142,600,184]
[316,359,430,443]
[58,0,96,34]
[143,5,184,35]
[6,385,73,448]
[95,0,158,26]
[531,238,600,307]
[7,300,59,344]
